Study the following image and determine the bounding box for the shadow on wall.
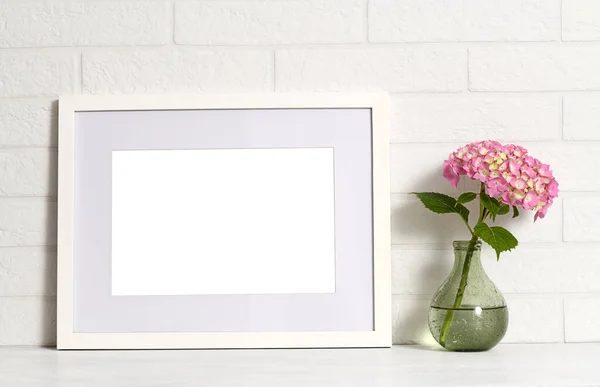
[391,170,456,346]
[43,100,59,346]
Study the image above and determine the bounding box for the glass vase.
[428,240,508,352]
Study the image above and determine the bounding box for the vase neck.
[452,240,483,269]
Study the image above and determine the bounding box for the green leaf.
[411,192,457,214]
[456,192,477,205]
[481,193,506,221]
[480,193,501,215]
[497,204,510,216]
[512,206,520,219]
[474,222,519,261]
[411,192,470,224]
[455,203,470,225]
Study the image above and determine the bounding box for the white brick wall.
[0,100,57,146]
[0,150,56,196]
[0,0,598,346]
[564,198,600,242]
[0,53,76,98]
[369,0,560,42]
[276,48,466,92]
[562,0,600,41]
[82,50,273,94]
[565,298,600,342]
[0,199,56,247]
[469,47,600,91]
[564,95,600,140]
[0,2,169,47]
[0,248,56,297]
[391,95,561,143]
[175,1,366,45]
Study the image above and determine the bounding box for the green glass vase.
[428,240,508,351]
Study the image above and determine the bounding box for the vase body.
[428,241,508,352]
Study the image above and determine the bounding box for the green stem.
[438,234,479,347]
[478,183,486,223]
[438,183,487,348]
[460,217,475,237]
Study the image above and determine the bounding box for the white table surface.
[0,344,599,387]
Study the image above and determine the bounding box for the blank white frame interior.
[57,93,391,350]
[111,148,336,296]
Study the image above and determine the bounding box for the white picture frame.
[57,93,391,350]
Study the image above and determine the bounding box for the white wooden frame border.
[57,93,391,350]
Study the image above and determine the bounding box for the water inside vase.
[428,305,509,352]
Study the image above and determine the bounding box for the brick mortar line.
[6,41,600,53]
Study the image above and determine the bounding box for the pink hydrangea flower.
[443,141,559,221]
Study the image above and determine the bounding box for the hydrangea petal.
[443,159,460,188]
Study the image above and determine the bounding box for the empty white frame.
[57,93,391,350]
